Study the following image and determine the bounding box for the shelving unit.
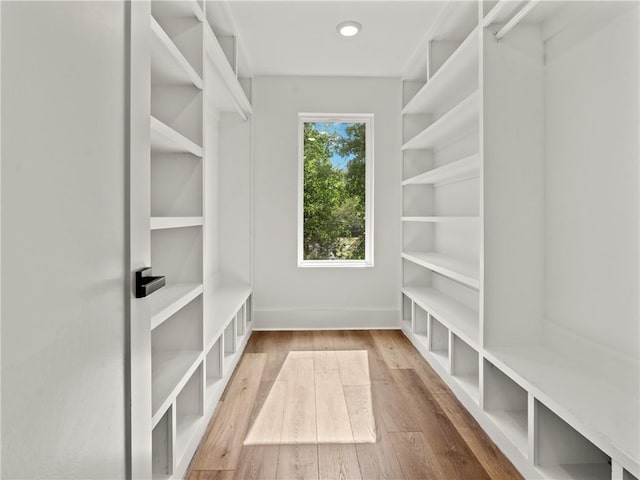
[401,2,639,480]
[138,1,254,478]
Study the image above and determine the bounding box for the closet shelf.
[205,281,252,352]
[402,251,480,290]
[402,216,479,223]
[150,217,204,230]
[151,17,203,89]
[151,116,203,157]
[486,408,528,456]
[403,286,479,347]
[485,345,640,471]
[152,350,203,427]
[150,283,203,331]
[152,0,205,23]
[403,154,480,186]
[482,1,523,28]
[454,374,480,404]
[204,24,252,120]
[402,91,479,151]
[403,27,478,115]
[176,413,202,464]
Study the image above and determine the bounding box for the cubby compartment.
[151,85,203,148]
[624,469,639,480]
[152,406,173,479]
[223,319,237,371]
[413,303,429,346]
[484,360,528,457]
[451,335,479,403]
[151,153,203,218]
[152,2,204,79]
[245,296,252,325]
[205,337,223,401]
[236,304,246,337]
[401,293,413,330]
[151,226,203,285]
[151,295,203,420]
[429,316,450,371]
[175,364,203,464]
[535,400,611,480]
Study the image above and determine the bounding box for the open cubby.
[401,293,413,330]
[484,360,528,457]
[535,400,611,480]
[236,304,246,337]
[151,153,202,218]
[625,470,639,480]
[152,406,173,479]
[451,335,479,403]
[151,226,203,285]
[205,336,223,401]
[413,303,428,346]
[151,295,203,419]
[429,316,450,370]
[175,365,203,464]
[151,86,203,148]
[152,4,203,78]
[223,319,237,370]
[245,296,252,324]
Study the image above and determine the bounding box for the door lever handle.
[135,267,166,298]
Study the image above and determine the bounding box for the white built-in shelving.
[402,90,479,151]
[142,1,254,478]
[401,2,639,480]
[402,251,479,290]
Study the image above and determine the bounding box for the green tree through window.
[302,121,367,261]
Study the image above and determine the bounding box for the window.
[298,114,373,267]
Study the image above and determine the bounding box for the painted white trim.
[297,113,374,268]
[253,308,399,330]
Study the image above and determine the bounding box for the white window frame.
[297,113,374,268]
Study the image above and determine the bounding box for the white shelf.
[402,91,479,151]
[403,27,478,115]
[150,116,203,157]
[431,349,450,371]
[486,409,528,456]
[152,0,205,22]
[403,154,480,186]
[204,24,252,120]
[454,374,480,404]
[402,252,480,290]
[175,413,201,463]
[485,345,640,470]
[150,217,204,230]
[206,282,252,351]
[537,463,612,480]
[151,17,203,90]
[402,216,479,223]
[151,350,202,425]
[403,286,478,348]
[482,1,523,28]
[150,283,203,331]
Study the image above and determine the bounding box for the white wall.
[252,76,401,329]
[544,8,639,362]
[2,2,127,477]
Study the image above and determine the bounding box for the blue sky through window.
[313,122,354,170]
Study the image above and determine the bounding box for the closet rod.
[495,0,540,40]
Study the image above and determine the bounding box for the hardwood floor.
[187,330,523,480]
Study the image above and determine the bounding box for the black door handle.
[135,267,166,298]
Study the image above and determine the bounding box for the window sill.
[298,260,374,268]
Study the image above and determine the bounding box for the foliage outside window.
[298,114,373,267]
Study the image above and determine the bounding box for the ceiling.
[226,1,447,77]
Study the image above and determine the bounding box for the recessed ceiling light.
[337,21,362,37]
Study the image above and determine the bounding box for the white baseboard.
[253,308,400,330]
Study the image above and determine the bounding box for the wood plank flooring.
[187,330,523,480]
